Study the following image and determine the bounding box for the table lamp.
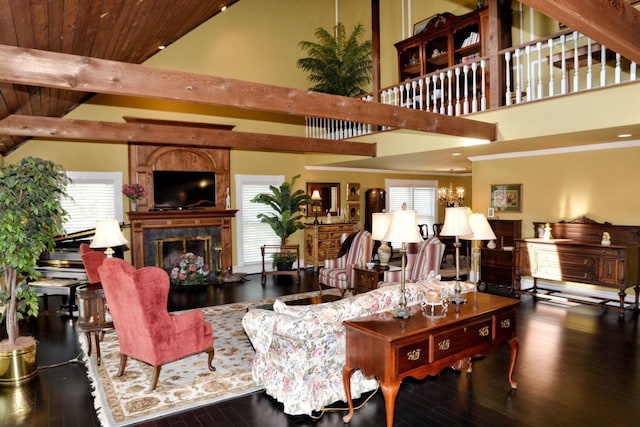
[383,208,424,319]
[464,213,497,285]
[371,212,392,265]
[90,219,129,258]
[310,190,322,225]
[440,207,473,307]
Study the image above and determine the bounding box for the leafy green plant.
[297,22,372,97]
[272,252,298,270]
[0,157,69,347]
[251,175,315,245]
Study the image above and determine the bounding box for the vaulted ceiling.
[0,0,639,165]
[0,0,238,155]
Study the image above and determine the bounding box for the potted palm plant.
[297,22,372,97]
[0,157,70,384]
[251,175,316,270]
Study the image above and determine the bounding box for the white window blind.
[386,179,438,240]
[235,175,283,269]
[60,172,123,233]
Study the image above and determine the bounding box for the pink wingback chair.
[318,230,373,297]
[97,257,215,390]
[386,236,445,283]
[80,243,105,285]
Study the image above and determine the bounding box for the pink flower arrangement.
[170,252,210,286]
[122,183,146,201]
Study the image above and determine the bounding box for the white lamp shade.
[440,207,473,237]
[371,212,392,241]
[90,219,129,248]
[382,209,423,243]
[466,213,497,240]
[310,189,322,201]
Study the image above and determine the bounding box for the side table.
[76,283,114,365]
[353,265,388,293]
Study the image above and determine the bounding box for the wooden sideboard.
[304,223,357,271]
[480,219,521,291]
[342,292,519,427]
[515,217,640,318]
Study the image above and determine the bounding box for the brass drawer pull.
[500,319,511,329]
[407,349,421,361]
[479,326,490,337]
[438,339,450,351]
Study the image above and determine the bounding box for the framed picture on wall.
[490,184,522,212]
[346,183,360,201]
[347,202,361,222]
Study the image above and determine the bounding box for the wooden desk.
[342,293,519,427]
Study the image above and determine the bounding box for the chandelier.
[437,182,465,207]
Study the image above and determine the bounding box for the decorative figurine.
[225,187,231,210]
[542,222,553,240]
[601,232,611,246]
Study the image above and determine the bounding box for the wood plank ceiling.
[0,0,238,155]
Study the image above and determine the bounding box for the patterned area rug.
[81,289,339,426]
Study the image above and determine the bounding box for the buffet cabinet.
[304,223,357,271]
[480,219,521,291]
[515,218,640,318]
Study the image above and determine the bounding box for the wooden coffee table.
[252,292,341,311]
[342,292,520,427]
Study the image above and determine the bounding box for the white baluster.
[572,32,579,92]
[399,84,406,107]
[432,75,439,113]
[393,87,399,106]
[586,38,593,89]
[472,62,478,112]
[480,60,487,111]
[515,48,522,103]
[417,78,424,110]
[463,64,470,113]
[525,45,533,100]
[537,42,543,99]
[615,53,621,84]
[560,34,567,95]
[455,67,461,116]
[631,62,637,81]
[439,73,446,115]
[600,46,606,87]
[505,51,512,106]
[425,77,431,112]
[411,80,418,109]
[447,69,453,116]
[548,39,555,97]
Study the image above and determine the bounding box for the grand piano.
[33,228,95,315]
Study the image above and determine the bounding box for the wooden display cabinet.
[480,219,522,291]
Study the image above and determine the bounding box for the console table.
[515,217,640,318]
[342,293,519,427]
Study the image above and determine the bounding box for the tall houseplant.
[251,175,315,269]
[0,157,69,353]
[297,22,372,97]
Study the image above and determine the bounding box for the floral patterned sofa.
[242,281,473,416]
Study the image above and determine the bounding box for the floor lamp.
[383,208,424,319]
[439,207,473,307]
[371,212,392,265]
[464,213,497,286]
[91,219,129,258]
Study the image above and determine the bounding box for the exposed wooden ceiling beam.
[519,0,640,65]
[0,44,497,142]
[0,115,376,156]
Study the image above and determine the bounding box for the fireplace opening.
[155,236,213,272]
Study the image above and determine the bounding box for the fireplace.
[128,210,236,270]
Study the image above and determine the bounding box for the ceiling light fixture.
[438,170,465,207]
[617,133,632,138]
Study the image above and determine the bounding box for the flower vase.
[130,200,138,212]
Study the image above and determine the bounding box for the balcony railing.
[306,29,639,140]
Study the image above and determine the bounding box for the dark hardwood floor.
[2,271,640,427]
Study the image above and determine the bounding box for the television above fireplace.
[153,170,216,209]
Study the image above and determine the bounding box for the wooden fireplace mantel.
[128,209,238,269]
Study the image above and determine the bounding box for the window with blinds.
[235,175,283,268]
[386,179,438,239]
[61,172,123,233]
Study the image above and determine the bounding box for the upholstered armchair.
[80,243,105,285]
[97,258,215,390]
[386,236,445,283]
[318,230,373,296]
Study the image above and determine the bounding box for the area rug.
[81,289,341,426]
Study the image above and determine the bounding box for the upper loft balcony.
[306,2,640,147]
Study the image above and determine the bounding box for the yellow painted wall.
[471,145,640,237]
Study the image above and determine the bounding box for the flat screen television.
[153,171,216,208]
